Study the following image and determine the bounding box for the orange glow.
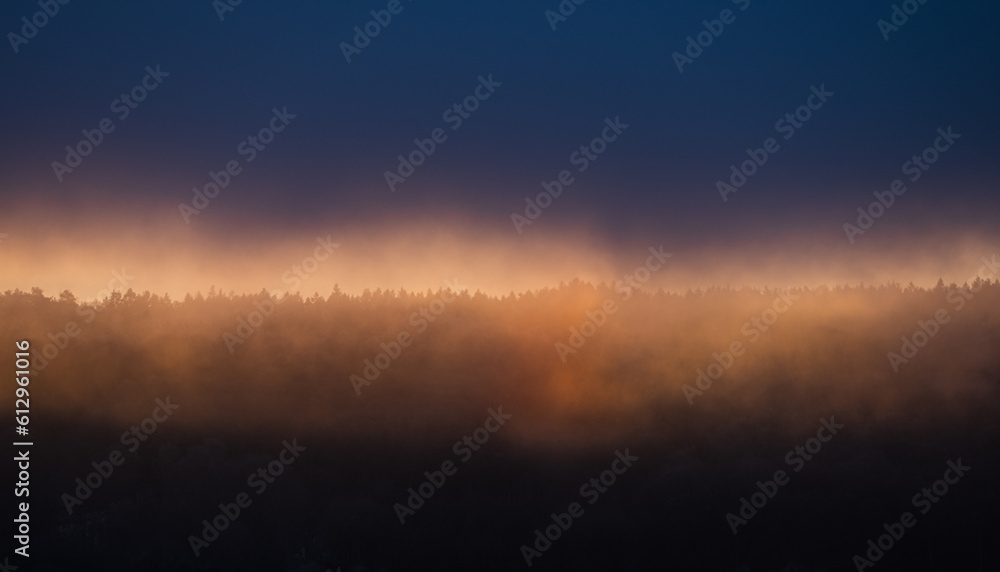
[1,200,997,301]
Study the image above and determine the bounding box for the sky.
[1,0,999,297]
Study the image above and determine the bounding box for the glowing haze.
[2,200,997,301]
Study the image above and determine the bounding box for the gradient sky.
[2,0,999,295]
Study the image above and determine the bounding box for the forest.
[2,280,999,571]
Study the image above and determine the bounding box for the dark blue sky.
[2,0,998,249]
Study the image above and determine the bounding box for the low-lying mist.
[6,281,1000,570]
[7,279,999,451]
